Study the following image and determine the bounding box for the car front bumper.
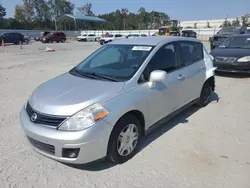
[19,106,113,164]
[214,61,250,73]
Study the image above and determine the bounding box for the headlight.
[58,104,109,131]
[237,56,250,62]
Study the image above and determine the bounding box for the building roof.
[110,36,201,46]
[57,14,106,23]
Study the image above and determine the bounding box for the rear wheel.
[197,82,212,107]
[107,114,142,164]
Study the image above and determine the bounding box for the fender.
[206,67,217,79]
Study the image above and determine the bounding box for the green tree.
[206,21,211,28]
[194,23,197,29]
[222,18,232,27]
[232,17,240,26]
[48,0,75,30]
[14,4,26,22]
[121,8,128,30]
[77,3,94,16]
[0,4,6,19]
[241,14,250,26]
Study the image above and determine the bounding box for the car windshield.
[108,35,113,37]
[71,44,154,82]
[82,34,87,36]
[219,27,238,33]
[219,36,250,49]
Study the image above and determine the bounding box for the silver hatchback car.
[20,36,216,164]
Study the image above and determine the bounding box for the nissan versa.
[20,36,216,164]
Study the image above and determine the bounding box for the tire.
[61,39,65,43]
[107,114,142,164]
[197,81,212,107]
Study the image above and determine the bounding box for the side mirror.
[148,70,167,88]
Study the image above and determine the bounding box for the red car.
[41,32,66,43]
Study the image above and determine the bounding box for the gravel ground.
[0,40,250,188]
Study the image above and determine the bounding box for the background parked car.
[0,32,26,45]
[209,26,247,50]
[126,34,140,38]
[210,34,250,73]
[34,31,50,41]
[181,30,197,38]
[126,34,148,38]
[40,32,66,43]
[77,34,98,42]
[99,34,125,45]
[24,35,30,44]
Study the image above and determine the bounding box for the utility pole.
[54,0,58,30]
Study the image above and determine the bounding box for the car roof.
[230,34,250,38]
[110,36,201,46]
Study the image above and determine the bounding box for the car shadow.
[215,72,250,78]
[64,92,220,171]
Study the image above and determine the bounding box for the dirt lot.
[0,41,250,188]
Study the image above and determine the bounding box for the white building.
[180,18,236,28]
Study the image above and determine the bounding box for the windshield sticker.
[132,46,152,51]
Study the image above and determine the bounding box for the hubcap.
[117,124,139,156]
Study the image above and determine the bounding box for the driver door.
[138,42,184,126]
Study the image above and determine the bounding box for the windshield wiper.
[70,69,100,80]
[81,72,119,82]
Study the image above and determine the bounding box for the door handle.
[201,64,205,69]
[178,75,185,80]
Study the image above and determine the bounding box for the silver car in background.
[20,36,216,164]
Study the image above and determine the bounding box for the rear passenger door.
[178,41,206,103]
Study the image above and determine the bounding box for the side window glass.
[148,43,177,73]
[90,47,122,68]
[180,41,203,66]
[3,33,10,37]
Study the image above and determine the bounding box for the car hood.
[100,37,114,40]
[210,48,250,58]
[77,36,86,38]
[213,33,231,37]
[29,72,125,116]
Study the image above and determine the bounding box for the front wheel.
[107,114,142,164]
[197,82,212,107]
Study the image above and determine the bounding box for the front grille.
[26,102,66,127]
[27,136,55,155]
[215,57,237,63]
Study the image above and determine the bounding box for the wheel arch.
[204,75,215,92]
[106,109,146,156]
[111,110,146,135]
